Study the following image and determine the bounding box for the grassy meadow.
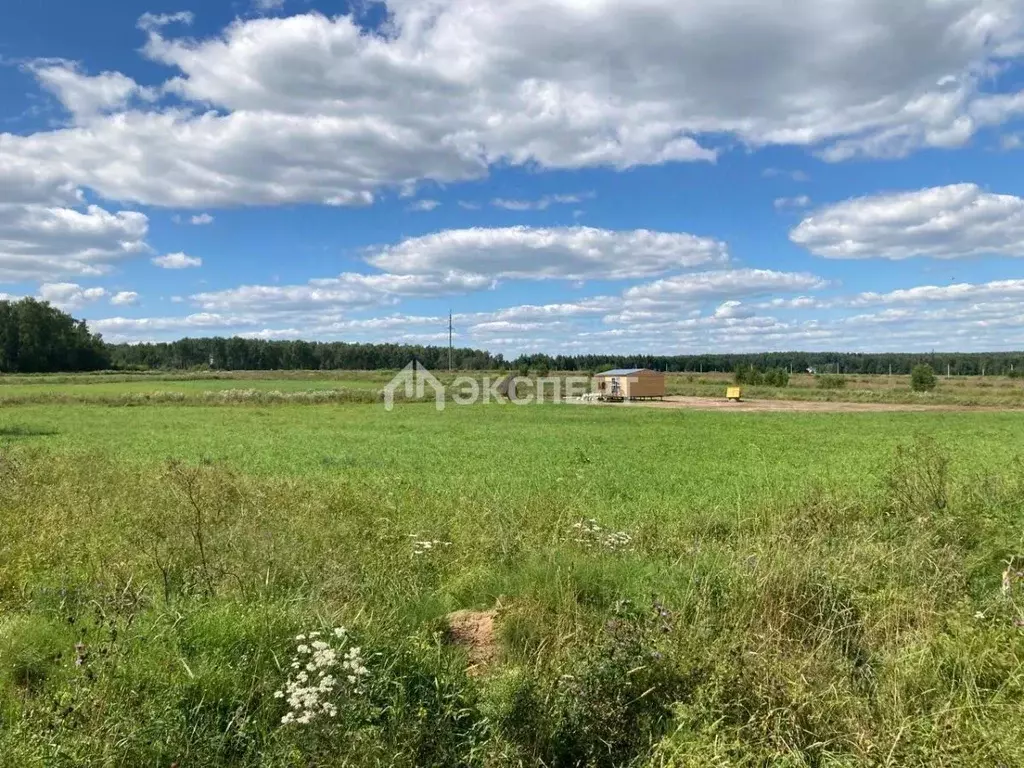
[1,373,1024,765]
[0,368,1020,408]
[665,370,1024,407]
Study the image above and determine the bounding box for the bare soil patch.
[446,609,499,675]
[597,396,1000,414]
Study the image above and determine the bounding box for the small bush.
[816,374,847,390]
[734,365,756,385]
[911,364,938,392]
[734,366,789,387]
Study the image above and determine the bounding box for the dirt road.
[590,395,998,413]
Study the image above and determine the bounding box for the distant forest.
[2,298,1023,376]
[111,339,1024,377]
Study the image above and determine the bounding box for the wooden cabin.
[593,368,665,401]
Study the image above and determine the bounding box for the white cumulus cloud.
[622,269,828,305]
[791,184,1024,259]
[152,252,203,269]
[110,291,139,306]
[366,226,727,280]
[492,193,593,211]
[0,2,1019,208]
[848,278,1024,307]
[30,61,155,121]
[0,201,149,282]
[407,199,441,212]
[191,271,492,312]
[39,282,108,310]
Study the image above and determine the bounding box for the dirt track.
[594,395,999,413]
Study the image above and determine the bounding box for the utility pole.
[448,310,453,373]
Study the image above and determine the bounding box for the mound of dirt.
[446,609,498,675]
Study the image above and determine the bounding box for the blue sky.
[2,0,1024,354]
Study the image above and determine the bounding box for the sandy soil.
[446,609,499,675]
[591,396,998,413]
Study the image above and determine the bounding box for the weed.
[816,373,848,389]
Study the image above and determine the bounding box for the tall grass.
[2,435,1023,766]
[0,387,386,407]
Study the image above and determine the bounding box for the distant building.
[593,368,665,401]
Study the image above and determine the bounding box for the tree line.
[106,342,1024,375]
[0,299,110,373]
[109,337,504,371]
[3,298,1024,376]
[512,351,1024,376]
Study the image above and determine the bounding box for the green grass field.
[2,380,1024,766]
[1,368,1021,407]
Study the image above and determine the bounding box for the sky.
[2,0,1024,356]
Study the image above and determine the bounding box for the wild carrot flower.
[277,628,369,726]
[409,534,452,556]
[571,518,633,551]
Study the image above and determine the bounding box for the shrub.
[911,364,937,392]
[735,366,789,387]
[816,374,847,390]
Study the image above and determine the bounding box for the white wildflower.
[277,627,370,727]
[570,518,633,552]
[410,535,453,556]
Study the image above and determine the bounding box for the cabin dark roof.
[595,368,650,377]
